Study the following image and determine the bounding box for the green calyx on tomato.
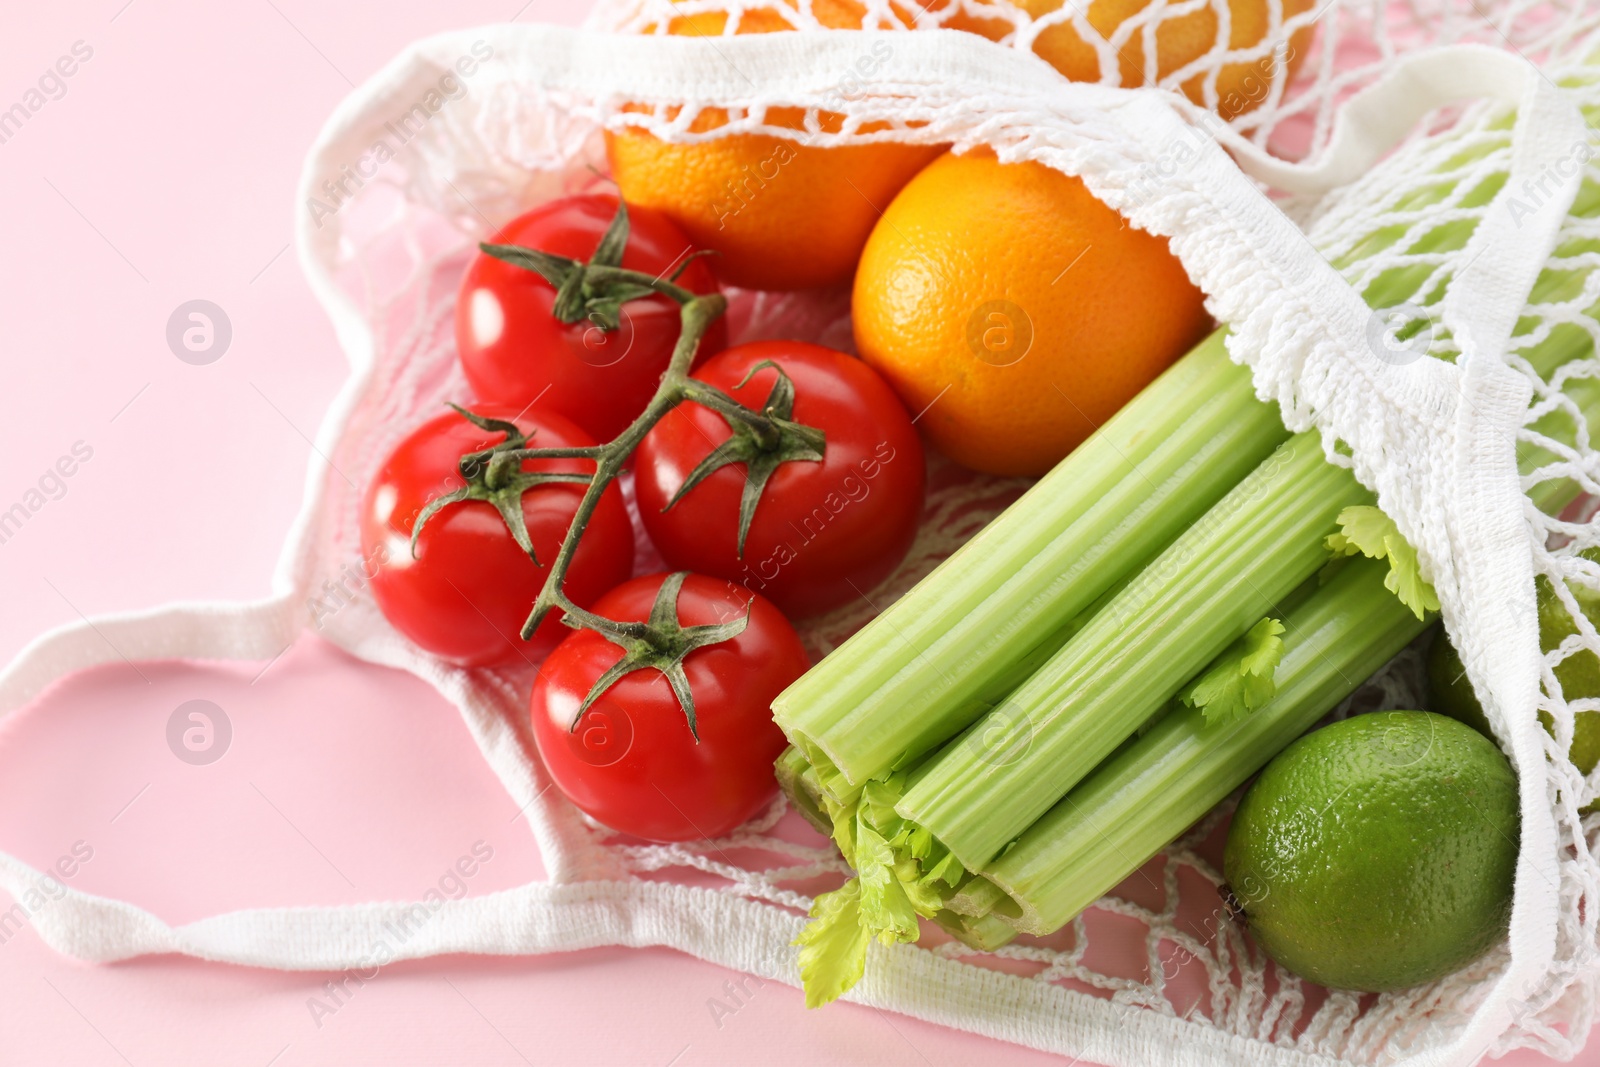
[479,201,712,333]
[408,405,597,565]
[399,197,835,723]
[672,361,826,556]
[529,572,806,842]
[562,570,750,741]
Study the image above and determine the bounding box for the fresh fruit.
[606,127,940,292]
[361,407,634,666]
[530,572,808,841]
[1428,569,1600,802]
[646,0,931,33]
[1014,0,1316,119]
[455,194,724,441]
[852,148,1210,476]
[634,340,926,617]
[1224,711,1519,992]
[605,2,943,291]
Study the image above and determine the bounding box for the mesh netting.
[232,3,1600,1064]
[591,0,1600,156]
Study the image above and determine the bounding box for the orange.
[605,1,945,291]
[1014,0,1316,119]
[852,149,1210,477]
[650,0,933,34]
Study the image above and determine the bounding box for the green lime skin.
[1223,711,1519,992]
[1427,574,1600,787]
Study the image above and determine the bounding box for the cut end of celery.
[933,908,1020,952]
[775,746,833,836]
[782,732,865,809]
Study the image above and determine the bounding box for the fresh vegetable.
[435,199,829,652]
[530,572,807,841]
[775,330,1290,805]
[1178,616,1287,726]
[455,194,724,440]
[852,147,1212,476]
[634,341,926,617]
[963,555,1429,938]
[382,197,838,844]
[894,432,1370,875]
[1223,711,1519,991]
[361,406,634,666]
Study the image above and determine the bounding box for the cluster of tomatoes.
[358,193,925,843]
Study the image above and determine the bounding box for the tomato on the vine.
[361,406,635,667]
[530,572,806,842]
[455,194,725,442]
[634,341,926,617]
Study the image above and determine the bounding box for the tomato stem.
[681,380,782,448]
[514,289,729,640]
[416,201,827,730]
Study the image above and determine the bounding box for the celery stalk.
[773,332,1290,798]
[984,556,1427,936]
[895,433,1373,872]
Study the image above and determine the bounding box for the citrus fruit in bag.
[645,0,954,34]
[605,1,945,291]
[1428,568,1600,810]
[1223,711,1519,992]
[851,147,1210,477]
[1013,0,1317,119]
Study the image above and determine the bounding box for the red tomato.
[455,194,725,442]
[361,407,635,667]
[530,573,806,842]
[634,341,926,617]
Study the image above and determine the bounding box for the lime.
[1223,711,1519,991]
[1428,572,1600,797]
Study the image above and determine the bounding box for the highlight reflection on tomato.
[361,407,634,667]
[455,194,725,441]
[635,341,926,617]
[530,573,807,842]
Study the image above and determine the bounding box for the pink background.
[0,2,1577,1064]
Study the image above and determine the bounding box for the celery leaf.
[826,796,859,867]
[919,849,967,889]
[1325,505,1441,619]
[794,879,872,1008]
[1180,617,1286,725]
[855,822,921,947]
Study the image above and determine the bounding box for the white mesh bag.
[2,3,1599,1065]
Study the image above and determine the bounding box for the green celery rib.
[986,556,1427,937]
[773,331,1290,798]
[773,588,1112,826]
[895,434,1372,872]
